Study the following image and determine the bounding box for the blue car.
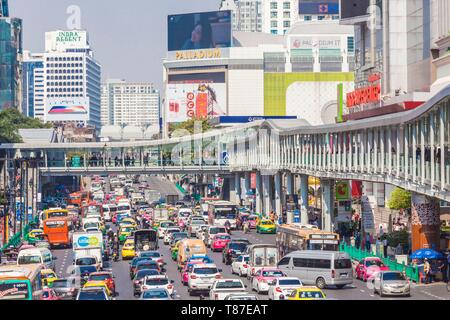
[187,255,214,264]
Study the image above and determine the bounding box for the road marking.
[360,289,365,293]
[420,290,446,300]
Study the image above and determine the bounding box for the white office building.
[29,30,102,129]
[261,0,299,35]
[101,80,160,128]
[220,0,263,32]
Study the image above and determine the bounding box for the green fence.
[340,242,420,283]
[1,215,39,253]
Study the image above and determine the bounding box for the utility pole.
[19,159,23,237]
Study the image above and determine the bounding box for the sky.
[10,0,222,90]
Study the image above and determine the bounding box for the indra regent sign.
[56,31,83,43]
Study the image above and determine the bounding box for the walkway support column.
[286,172,294,195]
[255,172,262,214]
[411,193,441,252]
[234,172,242,205]
[274,172,282,217]
[321,179,335,232]
[300,174,309,224]
[262,174,272,214]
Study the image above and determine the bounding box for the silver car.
[372,271,411,297]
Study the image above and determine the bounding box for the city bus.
[67,192,82,207]
[0,264,44,300]
[207,201,238,229]
[40,208,72,230]
[276,224,340,256]
[43,218,71,248]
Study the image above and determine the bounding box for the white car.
[187,264,222,295]
[251,269,286,294]
[195,225,208,240]
[209,279,248,300]
[205,226,227,247]
[268,277,303,300]
[163,227,181,245]
[187,219,207,237]
[157,221,175,239]
[141,275,175,296]
[231,255,250,277]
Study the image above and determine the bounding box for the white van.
[82,218,101,232]
[17,247,56,270]
[277,250,353,289]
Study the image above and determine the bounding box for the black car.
[129,257,154,279]
[222,241,249,265]
[132,269,161,296]
[133,260,160,279]
[51,279,78,300]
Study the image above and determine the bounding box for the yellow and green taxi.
[256,219,276,234]
[26,229,45,244]
[152,221,160,231]
[171,240,181,261]
[119,226,136,243]
[83,280,112,297]
[120,218,137,229]
[121,239,136,260]
[285,287,326,300]
[41,269,58,287]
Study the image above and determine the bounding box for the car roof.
[193,263,217,268]
[214,233,231,237]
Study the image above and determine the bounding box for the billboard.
[340,0,371,20]
[166,72,227,123]
[45,30,89,52]
[290,36,342,50]
[46,97,90,122]
[168,10,232,51]
[299,1,339,15]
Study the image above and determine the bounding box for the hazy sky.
[10,0,222,90]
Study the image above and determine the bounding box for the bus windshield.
[45,220,66,228]
[0,281,30,300]
[47,211,68,219]
[214,208,237,219]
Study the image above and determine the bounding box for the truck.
[209,279,248,300]
[153,207,169,223]
[165,194,180,205]
[72,231,104,269]
[144,189,161,204]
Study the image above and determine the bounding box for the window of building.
[283,2,290,10]
[270,11,277,18]
[271,29,278,35]
[318,16,325,20]
[304,15,312,21]
[270,2,277,10]
[271,20,277,28]
[347,36,354,53]
[283,11,290,19]
[283,20,290,28]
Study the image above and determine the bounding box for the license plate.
[340,273,348,277]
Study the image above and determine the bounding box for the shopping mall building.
[162,20,355,136]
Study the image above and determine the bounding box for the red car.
[41,288,61,300]
[211,233,231,252]
[355,257,389,281]
[112,213,117,224]
[88,272,116,296]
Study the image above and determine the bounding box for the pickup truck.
[209,279,248,301]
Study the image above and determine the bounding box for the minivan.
[277,250,353,289]
[17,247,56,270]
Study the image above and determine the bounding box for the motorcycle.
[112,251,119,262]
[225,225,232,235]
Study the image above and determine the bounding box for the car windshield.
[77,258,96,265]
[79,266,97,274]
[137,263,158,270]
[194,267,218,275]
[78,290,107,300]
[118,205,130,211]
[216,281,244,289]
[299,291,325,299]
[261,221,272,225]
[210,228,226,234]
[142,290,169,299]
[140,252,160,258]
[279,279,301,286]
[229,243,247,251]
[18,255,41,264]
[215,235,231,240]
[167,229,180,234]
[179,212,190,217]
[173,233,188,239]
[383,272,406,281]
[136,270,160,279]
[262,270,283,277]
[52,280,69,288]
[90,274,110,281]
[190,220,204,225]
[366,259,384,267]
[145,278,169,285]
[161,222,174,228]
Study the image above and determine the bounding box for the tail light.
[157,259,163,263]
[134,280,140,284]
[190,275,197,279]
[243,264,248,268]
[215,274,222,279]
[275,287,282,293]
[331,270,336,278]
[215,294,219,300]
[227,249,232,254]
[167,284,173,289]
[251,268,255,275]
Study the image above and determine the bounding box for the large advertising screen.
[340,0,371,20]
[168,10,232,52]
[166,72,227,123]
[299,0,339,15]
[46,97,89,122]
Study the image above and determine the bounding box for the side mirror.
[170,280,175,284]
[218,269,223,273]
[244,285,248,288]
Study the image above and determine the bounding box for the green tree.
[387,187,411,210]
[168,118,211,136]
[0,108,52,143]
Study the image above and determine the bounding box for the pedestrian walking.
[355,231,361,249]
[365,233,371,252]
[438,258,447,283]
[382,237,388,258]
[424,258,431,284]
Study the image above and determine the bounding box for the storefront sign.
[175,48,221,60]
[346,84,381,108]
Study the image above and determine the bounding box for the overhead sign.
[346,84,381,108]
[299,1,339,14]
[335,181,350,200]
[45,98,89,122]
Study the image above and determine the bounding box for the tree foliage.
[168,118,212,136]
[0,108,52,143]
[387,187,411,210]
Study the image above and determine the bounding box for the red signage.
[346,84,381,108]
[250,173,257,189]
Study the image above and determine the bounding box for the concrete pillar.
[234,172,241,205]
[274,172,282,216]
[243,172,251,197]
[229,175,237,203]
[286,172,294,195]
[411,193,441,252]
[321,179,334,232]
[262,174,272,214]
[300,174,309,224]
[255,172,262,213]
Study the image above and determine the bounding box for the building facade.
[163,21,354,136]
[21,51,44,117]
[0,16,22,110]
[220,0,263,32]
[26,30,102,129]
[298,0,340,22]
[101,80,160,128]
[261,0,299,35]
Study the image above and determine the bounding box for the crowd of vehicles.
[1,173,418,300]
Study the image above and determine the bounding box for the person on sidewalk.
[365,233,371,252]
[438,257,448,283]
[424,258,431,284]
[382,237,388,258]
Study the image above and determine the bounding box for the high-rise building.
[261,0,299,35]
[22,51,44,118]
[26,30,102,129]
[298,0,340,22]
[220,0,262,32]
[0,0,22,111]
[101,80,160,128]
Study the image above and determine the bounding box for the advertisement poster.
[166,72,226,123]
[335,180,350,200]
[46,97,90,122]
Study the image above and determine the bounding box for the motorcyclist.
[224,220,231,234]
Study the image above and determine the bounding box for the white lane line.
[420,291,446,300]
[360,289,365,293]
